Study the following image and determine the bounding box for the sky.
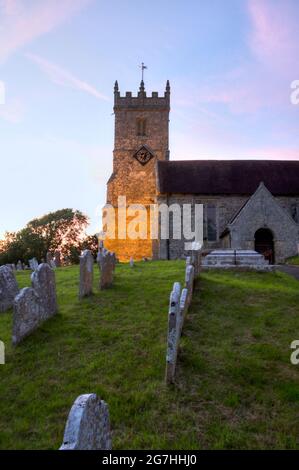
[0,0,298,239]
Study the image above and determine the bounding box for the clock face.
[133,146,154,165]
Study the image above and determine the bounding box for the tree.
[0,209,93,265]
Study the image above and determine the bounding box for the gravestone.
[54,251,61,267]
[29,258,38,271]
[96,249,103,270]
[46,252,56,269]
[130,257,134,267]
[12,263,57,345]
[179,288,189,335]
[47,252,56,270]
[99,252,114,289]
[0,340,4,364]
[165,282,181,384]
[32,263,57,316]
[185,264,195,307]
[60,394,112,450]
[0,266,19,313]
[79,250,94,299]
[16,260,23,271]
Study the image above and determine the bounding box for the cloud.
[174,1,299,116]
[26,53,109,101]
[248,0,299,73]
[0,0,93,63]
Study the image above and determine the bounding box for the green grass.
[286,255,299,265]
[0,263,298,449]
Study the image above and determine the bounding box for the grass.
[0,263,298,449]
[286,255,299,265]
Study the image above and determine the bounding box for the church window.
[291,203,299,223]
[203,203,217,241]
[136,118,146,136]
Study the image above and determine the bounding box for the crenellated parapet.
[114,80,170,110]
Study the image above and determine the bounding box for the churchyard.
[0,260,298,449]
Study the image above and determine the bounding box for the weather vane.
[140,62,147,81]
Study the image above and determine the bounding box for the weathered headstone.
[32,263,57,316]
[60,394,112,450]
[99,251,114,289]
[96,249,103,270]
[0,266,19,313]
[12,263,57,345]
[16,260,23,271]
[0,340,4,364]
[46,252,55,267]
[179,288,189,335]
[185,264,195,307]
[47,252,56,270]
[79,250,94,299]
[29,258,38,271]
[129,257,134,267]
[54,251,61,267]
[165,282,181,384]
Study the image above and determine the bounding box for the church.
[105,79,299,264]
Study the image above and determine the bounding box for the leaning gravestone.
[0,266,19,313]
[12,263,57,345]
[165,282,181,384]
[99,251,114,290]
[60,394,112,450]
[79,250,94,299]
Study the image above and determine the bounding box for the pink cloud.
[248,0,299,73]
[26,53,109,101]
[0,0,93,63]
[244,146,299,161]
[174,1,299,115]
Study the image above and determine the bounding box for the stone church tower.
[105,79,170,260]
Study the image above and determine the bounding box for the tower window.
[136,118,146,136]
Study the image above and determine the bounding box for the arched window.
[291,203,299,223]
[203,203,217,241]
[136,118,146,136]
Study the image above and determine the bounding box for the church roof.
[157,160,299,195]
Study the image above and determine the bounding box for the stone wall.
[157,192,299,261]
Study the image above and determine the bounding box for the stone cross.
[60,394,112,450]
